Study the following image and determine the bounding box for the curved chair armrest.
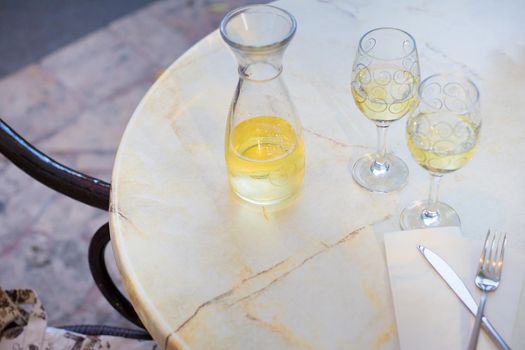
[0,118,110,211]
[1,118,146,332]
[89,223,147,330]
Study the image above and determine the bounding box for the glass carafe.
[220,5,304,205]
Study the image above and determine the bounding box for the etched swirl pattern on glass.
[407,80,481,174]
[349,27,420,193]
[351,30,420,123]
[400,74,481,230]
[407,112,479,173]
[352,64,419,122]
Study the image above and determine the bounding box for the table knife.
[417,245,511,350]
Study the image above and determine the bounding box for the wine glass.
[351,27,420,192]
[400,74,481,229]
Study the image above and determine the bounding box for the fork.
[467,230,507,350]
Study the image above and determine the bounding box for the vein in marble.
[174,257,290,333]
[315,0,358,19]
[167,216,390,341]
[303,127,368,149]
[403,5,443,15]
[242,314,316,350]
[111,207,155,240]
[424,42,481,79]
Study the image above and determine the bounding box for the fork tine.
[492,233,501,274]
[485,231,494,272]
[490,232,500,273]
[496,233,507,277]
[480,230,491,271]
[469,230,507,350]
[489,232,498,273]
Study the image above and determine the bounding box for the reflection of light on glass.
[240,13,249,31]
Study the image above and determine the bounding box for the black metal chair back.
[0,118,149,338]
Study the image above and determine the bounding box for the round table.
[109,0,525,348]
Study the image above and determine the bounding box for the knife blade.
[417,245,511,350]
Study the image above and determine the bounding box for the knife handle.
[482,316,511,350]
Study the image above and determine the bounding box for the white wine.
[352,64,418,122]
[407,112,480,174]
[226,116,305,204]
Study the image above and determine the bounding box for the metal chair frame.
[0,118,150,339]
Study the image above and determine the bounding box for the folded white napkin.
[384,227,525,349]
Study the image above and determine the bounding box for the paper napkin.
[384,227,525,349]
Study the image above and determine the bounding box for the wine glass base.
[352,153,409,193]
[400,200,461,230]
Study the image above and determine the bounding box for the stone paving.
[0,0,260,329]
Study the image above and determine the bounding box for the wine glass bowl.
[400,74,481,229]
[351,27,420,193]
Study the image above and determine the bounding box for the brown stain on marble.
[171,120,185,140]
[166,92,216,158]
[262,206,270,221]
[236,264,255,282]
[361,283,383,311]
[372,321,396,350]
[488,48,525,81]
[165,89,200,128]
[245,312,315,350]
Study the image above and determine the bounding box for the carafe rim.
[220,4,297,53]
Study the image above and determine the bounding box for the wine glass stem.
[422,173,442,224]
[371,123,389,175]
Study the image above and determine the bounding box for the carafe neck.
[234,49,284,81]
[220,5,296,82]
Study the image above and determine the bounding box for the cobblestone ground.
[0,0,260,329]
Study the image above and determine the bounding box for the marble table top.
[109,0,525,348]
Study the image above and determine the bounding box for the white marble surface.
[110,0,525,348]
